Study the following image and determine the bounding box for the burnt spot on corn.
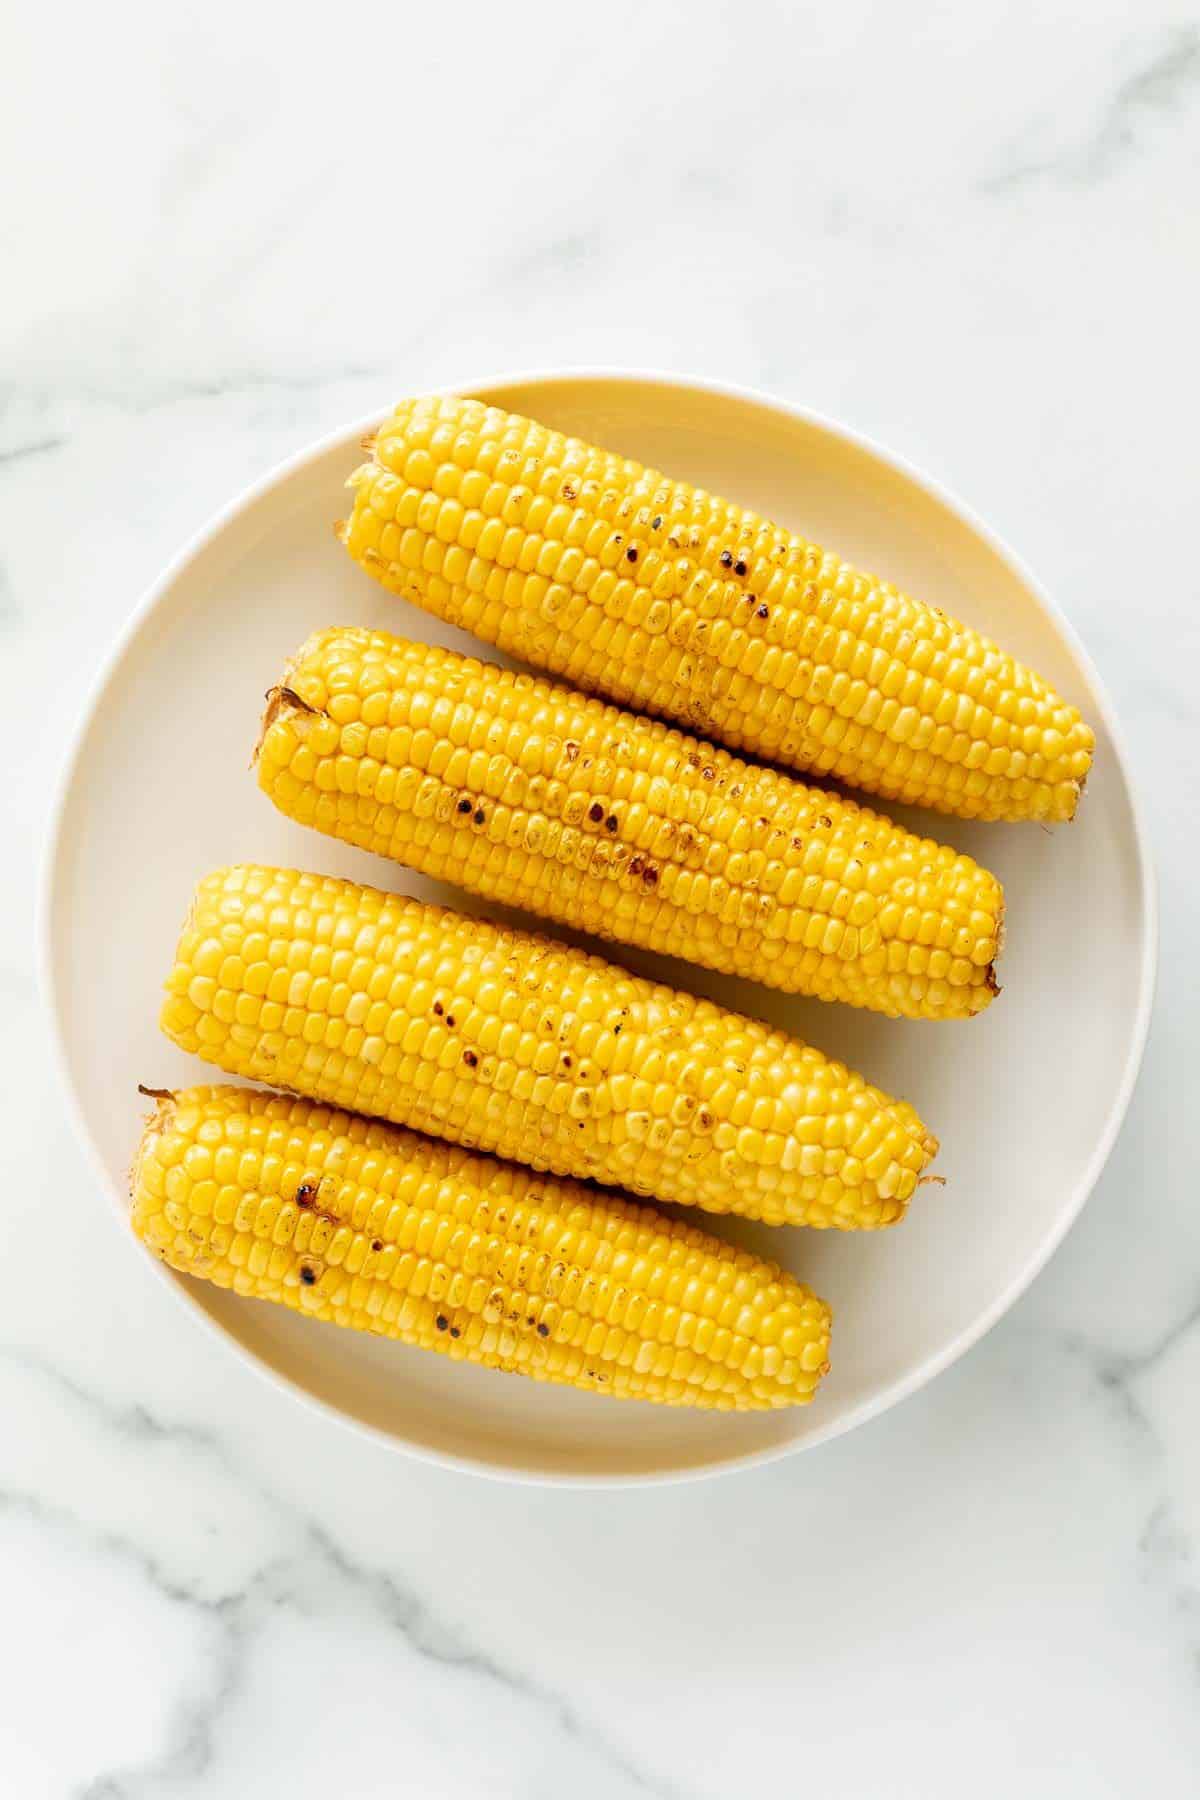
[719,549,733,569]
[605,814,618,832]
[757,605,769,619]
[628,856,644,877]
[563,740,579,763]
[819,815,832,829]
[626,546,638,563]
[435,1314,449,1331]
[446,1015,456,1028]
[537,1322,550,1338]
[560,482,577,502]
[651,515,662,530]
[463,1049,478,1068]
[642,866,659,887]
[294,1179,340,1226]
[299,1265,317,1286]
[371,1238,384,1252]
[561,1053,572,1069]
[588,802,604,823]
[735,560,748,578]
[433,1000,444,1016]
[473,808,486,825]
[457,798,472,814]
[450,1326,461,1339]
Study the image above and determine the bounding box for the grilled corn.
[132,1085,833,1409]
[161,866,937,1228]
[258,626,1003,1019]
[341,396,1093,821]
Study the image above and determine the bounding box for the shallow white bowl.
[44,371,1155,1484]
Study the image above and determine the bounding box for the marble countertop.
[4,4,1195,1793]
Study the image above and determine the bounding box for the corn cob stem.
[258,626,1003,1020]
[341,396,1093,822]
[162,866,937,1229]
[133,1085,833,1409]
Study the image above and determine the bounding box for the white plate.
[43,371,1156,1484]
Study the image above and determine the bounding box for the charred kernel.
[756,605,769,619]
[463,1049,478,1067]
[719,549,733,568]
[651,516,662,529]
[473,809,486,825]
[605,815,618,832]
[626,547,638,563]
[435,1313,449,1330]
[371,1238,383,1251]
[295,1180,319,1207]
[433,1001,444,1016]
[457,798,472,814]
[446,1015,456,1028]
[588,802,604,822]
[449,1326,461,1338]
[299,1265,316,1285]
[537,1322,550,1337]
[735,560,748,577]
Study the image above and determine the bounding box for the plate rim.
[39,365,1159,1487]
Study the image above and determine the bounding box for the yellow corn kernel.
[132,1085,832,1410]
[342,398,1093,822]
[259,627,1003,1019]
[162,867,938,1229]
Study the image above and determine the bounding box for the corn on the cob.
[162,866,937,1228]
[132,1084,832,1410]
[259,626,1003,1020]
[341,396,1094,822]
